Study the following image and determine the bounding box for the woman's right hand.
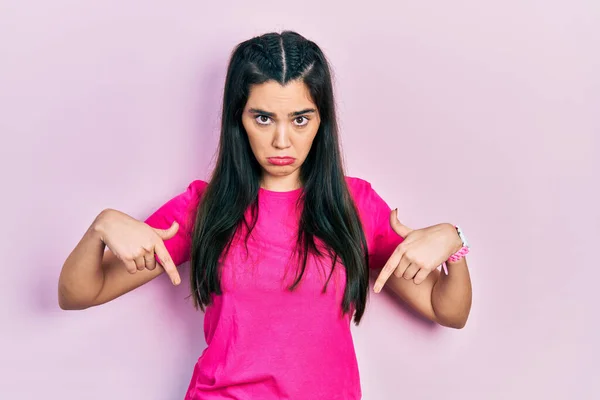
[94,209,181,285]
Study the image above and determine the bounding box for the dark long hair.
[190,31,370,324]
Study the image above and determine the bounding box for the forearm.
[431,258,472,328]
[58,211,108,309]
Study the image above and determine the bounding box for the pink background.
[1,1,598,399]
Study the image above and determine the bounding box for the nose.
[272,123,291,149]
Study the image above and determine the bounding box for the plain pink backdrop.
[1,1,598,399]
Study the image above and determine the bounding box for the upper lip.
[269,156,295,159]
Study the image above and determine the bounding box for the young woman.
[58,31,472,400]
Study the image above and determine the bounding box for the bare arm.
[58,209,178,310]
[379,259,472,329]
[375,267,441,325]
[373,211,472,329]
[431,258,472,328]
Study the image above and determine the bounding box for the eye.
[294,116,309,127]
[255,115,272,125]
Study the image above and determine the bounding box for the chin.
[269,167,293,175]
[264,164,296,176]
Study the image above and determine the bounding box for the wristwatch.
[455,225,470,251]
[442,225,470,275]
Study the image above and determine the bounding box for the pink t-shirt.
[144,176,403,399]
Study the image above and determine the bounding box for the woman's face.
[242,80,320,190]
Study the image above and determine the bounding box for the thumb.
[390,208,412,238]
[154,220,180,240]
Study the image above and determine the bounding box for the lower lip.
[267,157,295,166]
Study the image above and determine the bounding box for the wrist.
[440,224,470,275]
[91,209,115,243]
[444,223,463,254]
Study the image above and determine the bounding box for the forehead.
[245,80,316,112]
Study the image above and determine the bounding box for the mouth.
[267,157,296,166]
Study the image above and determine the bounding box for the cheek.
[242,119,260,148]
[298,129,318,155]
[246,134,262,154]
[245,129,272,159]
[298,137,314,154]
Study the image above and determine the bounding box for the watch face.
[457,226,469,248]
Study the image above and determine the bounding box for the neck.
[260,173,302,192]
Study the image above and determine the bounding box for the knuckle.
[132,249,144,259]
[142,243,154,252]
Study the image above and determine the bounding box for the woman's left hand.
[373,209,462,293]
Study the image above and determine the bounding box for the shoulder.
[344,175,376,201]
[187,179,209,196]
[144,179,208,231]
[151,179,208,217]
[343,176,393,248]
[165,179,209,207]
[344,175,392,218]
[182,179,209,210]
[344,175,373,190]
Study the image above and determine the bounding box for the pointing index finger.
[373,245,405,293]
[373,270,392,294]
[154,241,180,285]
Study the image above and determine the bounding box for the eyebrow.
[248,108,317,118]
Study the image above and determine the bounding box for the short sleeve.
[346,177,404,270]
[144,180,208,267]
